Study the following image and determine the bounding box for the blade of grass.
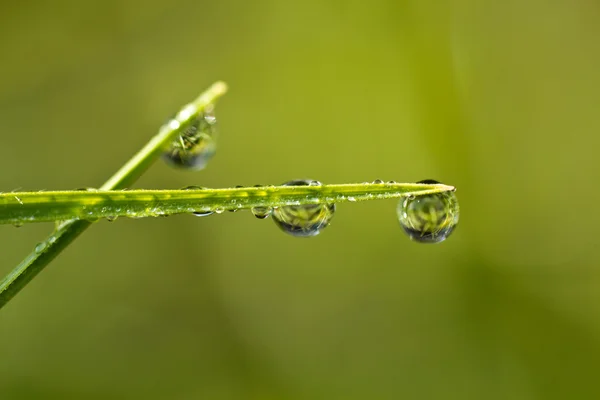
[0,81,228,309]
[0,183,455,225]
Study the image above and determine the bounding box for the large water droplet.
[162,107,217,170]
[397,179,459,243]
[272,180,335,237]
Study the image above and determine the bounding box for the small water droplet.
[13,222,23,228]
[182,186,212,216]
[397,179,459,243]
[372,179,384,184]
[35,242,47,253]
[215,208,224,214]
[162,109,218,170]
[181,185,206,190]
[235,185,244,188]
[272,180,335,237]
[106,216,118,222]
[192,211,214,217]
[347,197,356,202]
[387,180,397,184]
[252,207,272,219]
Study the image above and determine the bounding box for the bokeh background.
[1,1,600,399]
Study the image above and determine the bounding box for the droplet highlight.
[162,106,217,170]
[397,179,459,243]
[272,180,335,237]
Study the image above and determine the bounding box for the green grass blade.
[0,183,455,224]
[0,81,228,309]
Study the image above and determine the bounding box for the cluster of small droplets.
[162,106,218,170]
[396,179,459,243]
[271,179,336,237]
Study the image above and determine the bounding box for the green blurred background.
[1,1,600,399]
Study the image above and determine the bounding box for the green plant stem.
[0,183,455,225]
[0,81,228,309]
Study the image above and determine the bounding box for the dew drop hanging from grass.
[252,207,272,219]
[272,179,335,237]
[397,179,459,243]
[162,106,217,170]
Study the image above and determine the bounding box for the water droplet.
[251,207,272,219]
[418,179,440,185]
[192,211,214,217]
[106,216,118,222]
[182,186,213,216]
[34,242,47,253]
[397,179,459,243]
[387,180,397,184]
[181,185,206,190]
[372,179,384,184]
[272,180,335,237]
[162,109,217,170]
[13,222,23,228]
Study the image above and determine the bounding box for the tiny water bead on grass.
[251,184,272,219]
[182,186,214,217]
[272,180,336,237]
[397,179,459,243]
[162,106,217,170]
